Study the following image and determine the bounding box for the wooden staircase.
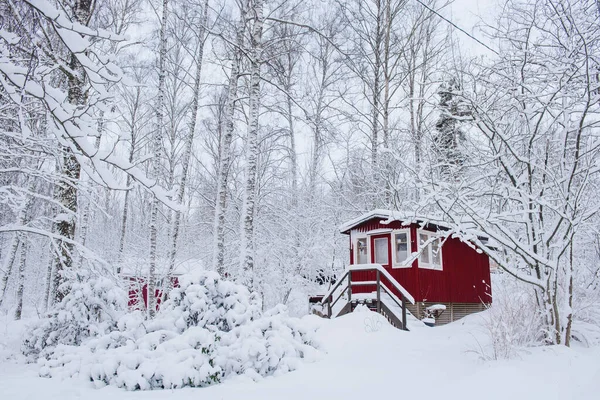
[316,264,415,331]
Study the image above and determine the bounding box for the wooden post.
[347,272,352,304]
[376,270,381,313]
[327,295,332,318]
[401,293,407,330]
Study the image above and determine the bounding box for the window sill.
[419,263,443,271]
[392,264,412,269]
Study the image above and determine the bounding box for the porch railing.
[318,263,415,331]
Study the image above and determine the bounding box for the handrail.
[330,283,347,310]
[321,270,349,304]
[380,282,403,310]
[380,301,404,329]
[319,270,350,318]
[317,264,412,330]
[348,264,415,304]
[380,282,407,329]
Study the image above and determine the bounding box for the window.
[356,238,368,264]
[393,231,411,268]
[419,233,430,264]
[373,237,389,265]
[418,230,442,270]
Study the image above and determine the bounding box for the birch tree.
[213,1,248,276]
[148,0,170,317]
[166,0,209,280]
[239,0,265,286]
[14,236,28,320]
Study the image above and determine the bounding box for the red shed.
[119,260,202,311]
[340,210,492,325]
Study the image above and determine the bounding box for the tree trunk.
[117,87,141,265]
[370,0,383,196]
[77,117,106,268]
[14,237,27,320]
[43,238,54,311]
[0,236,20,309]
[52,0,93,304]
[240,0,264,287]
[1,189,34,308]
[166,0,208,291]
[117,174,133,264]
[148,0,169,318]
[213,5,247,276]
[381,0,392,205]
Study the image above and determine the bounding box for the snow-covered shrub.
[479,274,543,360]
[40,326,221,390]
[22,274,126,360]
[157,270,262,332]
[216,305,320,379]
[34,271,321,390]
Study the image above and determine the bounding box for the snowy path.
[1,311,599,400]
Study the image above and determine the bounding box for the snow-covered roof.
[339,209,491,243]
[339,209,454,234]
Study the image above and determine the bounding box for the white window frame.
[354,232,369,265]
[392,229,412,269]
[372,236,390,266]
[417,229,443,271]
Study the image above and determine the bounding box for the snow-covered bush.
[157,271,262,332]
[216,305,320,379]
[22,274,126,360]
[33,271,321,390]
[40,326,221,390]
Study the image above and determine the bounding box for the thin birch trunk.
[43,238,54,311]
[148,0,169,318]
[77,195,90,268]
[308,110,322,196]
[117,86,141,265]
[166,0,209,286]
[382,0,392,205]
[76,118,105,268]
[371,0,383,207]
[0,237,20,309]
[118,174,133,264]
[240,0,264,287]
[308,46,328,197]
[14,237,27,320]
[0,189,34,308]
[285,60,302,280]
[213,4,247,276]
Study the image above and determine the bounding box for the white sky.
[446,0,500,57]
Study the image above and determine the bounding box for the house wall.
[348,219,491,305]
[124,276,180,310]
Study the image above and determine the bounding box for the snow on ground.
[1,308,599,400]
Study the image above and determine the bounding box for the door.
[370,234,391,268]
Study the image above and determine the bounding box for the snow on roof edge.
[338,209,452,234]
[338,209,491,242]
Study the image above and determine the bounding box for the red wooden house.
[339,210,492,325]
